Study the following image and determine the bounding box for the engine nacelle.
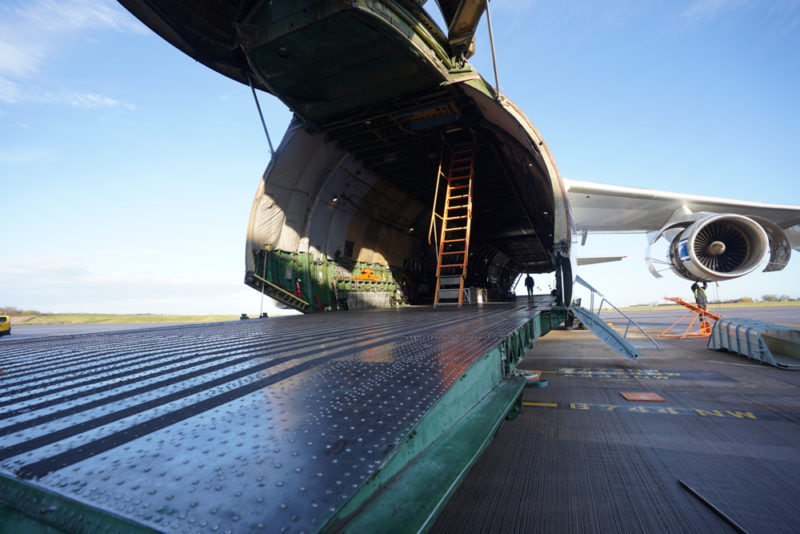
[668,214,769,281]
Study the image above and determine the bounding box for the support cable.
[246,72,275,156]
[485,0,502,99]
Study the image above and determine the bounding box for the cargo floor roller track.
[0,304,564,533]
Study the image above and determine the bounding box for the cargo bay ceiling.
[119,0,571,296]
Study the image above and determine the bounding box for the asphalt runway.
[600,305,800,329]
[2,322,191,340]
[3,306,797,343]
[434,305,800,534]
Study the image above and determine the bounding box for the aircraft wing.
[566,179,800,250]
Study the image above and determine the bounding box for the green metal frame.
[0,475,158,534]
[247,249,402,313]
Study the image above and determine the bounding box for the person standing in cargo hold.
[525,274,534,299]
[691,281,708,311]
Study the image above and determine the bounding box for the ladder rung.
[436,146,473,296]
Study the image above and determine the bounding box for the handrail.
[574,276,660,349]
[428,143,446,250]
[251,273,310,308]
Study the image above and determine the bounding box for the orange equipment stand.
[656,297,721,339]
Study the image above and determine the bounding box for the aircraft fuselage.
[120,0,573,309]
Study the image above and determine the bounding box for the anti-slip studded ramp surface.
[0,305,537,533]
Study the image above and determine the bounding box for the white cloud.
[0,80,136,108]
[0,147,54,164]
[15,0,147,35]
[681,0,800,40]
[0,254,254,314]
[0,36,47,79]
[0,76,22,104]
[682,0,749,20]
[68,92,121,108]
[763,0,800,38]
[0,0,146,106]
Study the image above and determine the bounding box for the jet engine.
[667,214,770,281]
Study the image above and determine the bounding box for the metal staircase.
[429,144,476,306]
[571,276,660,361]
[245,272,311,313]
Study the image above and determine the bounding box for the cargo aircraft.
[1,4,799,533]
[119,0,799,318]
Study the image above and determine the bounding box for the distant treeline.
[727,295,797,303]
[759,295,796,302]
[630,296,799,307]
[0,307,43,316]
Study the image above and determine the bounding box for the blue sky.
[1,0,799,314]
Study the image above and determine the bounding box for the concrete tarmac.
[2,322,196,340]
[602,305,800,330]
[434,306,800,534]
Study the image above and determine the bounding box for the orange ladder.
[429,145,475,306]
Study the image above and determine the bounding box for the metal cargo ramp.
[709,318,800,370]
[0,305,565,533]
